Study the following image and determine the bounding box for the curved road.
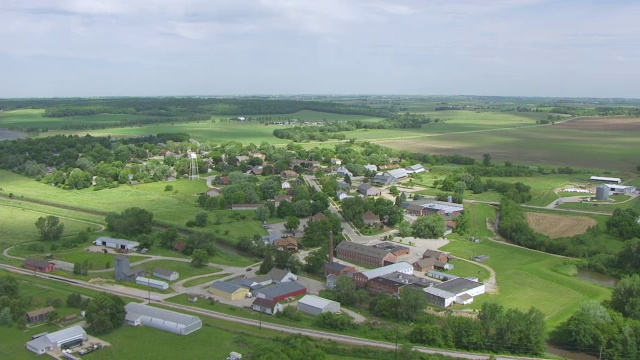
[0,263,544,360]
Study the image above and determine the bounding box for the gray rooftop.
[153,267,176,276]
[255,281,306,299]
[298,295,339,309]
[125,302,201,327]
[45,325,86,344]
[423,286,455,299]
[336,241,390,259]
[360,262,413,280]
[96,237,140,246]
[210,281,243,293]
[435,278,483,294]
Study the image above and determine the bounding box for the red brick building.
[23,258,55,273]
[323,262,357,277]
[335,241,396,268]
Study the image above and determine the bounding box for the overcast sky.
[2,0,639,98]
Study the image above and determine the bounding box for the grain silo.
[595,184,609,200]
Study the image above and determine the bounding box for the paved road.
[0,263,545,360]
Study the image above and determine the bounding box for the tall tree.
[611,275,640,320]
[411,214,446,238]
[35,216,64,242]
[85,293,126,334]
[191,249,209,268]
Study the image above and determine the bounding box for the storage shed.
[25,325,87,354]
[125,302,202,335]
[297,295,341,316]
[209,281,249,301]
[153,267,179,281]
[94,237,140,251]
[136,276,169,291]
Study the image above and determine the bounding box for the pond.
[0,129,27,141]
[577,269,618,288]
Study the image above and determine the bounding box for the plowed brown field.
[526,212,597,238]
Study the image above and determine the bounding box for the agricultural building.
[23,258,55,273]
[230,204,262,210]
[252,281,307,302]
[413,258,450,272]
[153,267,179,281]
[605,184,636,194]
[402,200,464,217]
[94,237,140,251]
[595,184,610,200]
[114,256,145,282]
[26,306,55,324]
[297,295,340,315]
[423,278,485,307]
[426,270,459,281]
[423,249,451,263]
[26,325,87,355]
[590,176,622,184]
[405,164,426,174]
[336,241,397,268]
[352,262,413,286]
[124,302,202,335]
[357,183,381,196]
[372,173,397,186]
[367,273,438,296]
[385,169,408,180]
[209,281,249,301]
[251,298,282,315]
[136,277,169,291]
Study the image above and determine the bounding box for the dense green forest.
[0,97,391,118]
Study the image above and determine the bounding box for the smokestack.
[328,231,334,263]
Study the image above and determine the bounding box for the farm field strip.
[525,212,597,238]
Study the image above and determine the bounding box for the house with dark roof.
[413,258,450,272]
[26,306,55,324]
[253,281,307,302]
[308,212,327,223]
[273,194,293,206]
[358,183,381,196]
[372,242,410,256]
[362,211,381,226]
[251,297,282,315]
[216,176,230,185]
[23,258,55,273]
[337,181,351,190]
[336,166,353,177]
[422,250,451,263]
[262,233,282,245]
[335,241,396,268]
[281,170,298,178]
[323,262,357,276]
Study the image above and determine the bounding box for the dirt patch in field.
[554,117,640,131]
[526,213,597,238]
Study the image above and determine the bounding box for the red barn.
[23,258,55,273]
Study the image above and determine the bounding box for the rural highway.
[0,263,546,360]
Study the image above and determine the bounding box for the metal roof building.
[26,325,87,354]
[136,276,169,291]
[94,237,140,251]
[590,176,622,184]
[253,281,307,302]
[359,262,414,280]
[386,168,408,179]
[297,295,340,316]
[125,302,202,335]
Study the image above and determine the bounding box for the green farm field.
[0,202,100,246]
[0,171,266,240]
[0,109,155,130]
[441,238,611,328]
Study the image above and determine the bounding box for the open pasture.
[0,202,100,246]
[553,117,640,131]
[526,212,597,238]
[441,238,611,328]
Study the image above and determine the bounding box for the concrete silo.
[595,184,609,200]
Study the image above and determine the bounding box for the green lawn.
[138,259,222,281]
[0,202,100,246]
[444,258,491,281]
[57,252,147,270]
[556,197,639,214]
[441,239,611,329]
[181,273,229,287]
[0,109,157,130]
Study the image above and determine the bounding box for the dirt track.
[526,213,596,238]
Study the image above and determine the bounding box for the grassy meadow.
[442,238,611,328]
[0,109,154,130]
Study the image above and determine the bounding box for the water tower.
[188,151,199,180]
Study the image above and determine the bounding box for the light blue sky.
[1,0,639,98]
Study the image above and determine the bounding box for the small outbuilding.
[153,267,179,281]
[26,306,55,324]
[297,295,340,316]
[136,276,169,291]
[251,298,283,315]
[23,258,56,273]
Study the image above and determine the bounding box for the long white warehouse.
[125,302,202,335]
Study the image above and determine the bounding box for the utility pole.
[259,311,262,330]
